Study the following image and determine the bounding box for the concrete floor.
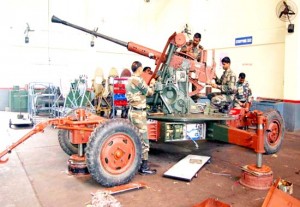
[0,111,299,207]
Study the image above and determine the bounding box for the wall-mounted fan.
[276,0,298,33]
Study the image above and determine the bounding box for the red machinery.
[0,108,143,187]
[0,16,285,189]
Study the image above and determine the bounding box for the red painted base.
[239,165,273,190]
[68,155,89,176]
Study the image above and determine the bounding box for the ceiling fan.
[276,0,298,33]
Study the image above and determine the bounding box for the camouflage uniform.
[181,41,203,62]
[210,69,237,108]
[125,74,154,160]
[234,80,252,108]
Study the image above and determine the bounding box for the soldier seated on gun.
[207,56,237,113]
[180,32,203,62]
[234,72,252,109]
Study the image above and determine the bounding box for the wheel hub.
[101,133,135,175]
[114,148,125,159]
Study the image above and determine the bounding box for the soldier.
[180,32,204,62]
[234,72,252,108]
[208,56,237,112]
[143,66,153,75]
[125,61,156,175]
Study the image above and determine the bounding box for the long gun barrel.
[51,15,128,47]
[51,15,163,62]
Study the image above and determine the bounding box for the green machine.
[8,86,33,128]
[65,75,93,108]
[8,86,28,112]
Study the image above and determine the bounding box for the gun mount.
[51,15,216,116]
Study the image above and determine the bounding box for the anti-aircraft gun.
[51,15,215,116]
[0,16,285,189]
[50,16,286,189]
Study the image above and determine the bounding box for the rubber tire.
[86,118,142,187]
[58,130,78,156]
[263,109,285,154]
[57,107,95,155]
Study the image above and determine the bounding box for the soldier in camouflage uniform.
[180,33,204,62]
[208,56,237,112]
[234,72,252,108]
[125,61,156,175]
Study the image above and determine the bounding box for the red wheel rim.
[100,133,136,175]
[267,120,281,146]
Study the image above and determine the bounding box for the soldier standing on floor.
[125,61,157,175]
[208,56,237,112]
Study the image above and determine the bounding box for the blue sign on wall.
[235,36,252,46]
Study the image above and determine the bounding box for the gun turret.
[51,15,216,115]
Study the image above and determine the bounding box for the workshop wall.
[0,0,208,88]
[186,0,286,99]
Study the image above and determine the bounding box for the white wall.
[186,0,286,99]
[0,0,290,100]
[0,0,161,88]
[284,0,300,100]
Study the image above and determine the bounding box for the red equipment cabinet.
[112,77,129,118]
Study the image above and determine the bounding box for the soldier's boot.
[138,160,156,175]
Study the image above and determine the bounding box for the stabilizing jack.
[239,114,273,190]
